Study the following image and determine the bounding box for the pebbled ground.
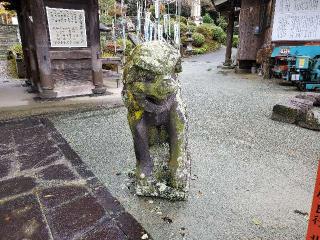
[51,48,320,240]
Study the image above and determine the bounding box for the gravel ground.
[51,48,319,240]
[0,60,12,82]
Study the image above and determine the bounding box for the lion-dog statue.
[122,41,190,200]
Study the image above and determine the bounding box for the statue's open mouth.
[146,96,166,105]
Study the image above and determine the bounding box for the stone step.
[0,36,18,40]
[0,32,18,36]
[0,50,9,57]
[0,41,18,45]
[0,48,13,54]
[0,35,19,39]
[0,32,18,37]
[0,36,19,40]
[0,49,8,53]
[0,36,17,38]
[0,31,18,36]
[0,40,18,45]
[0,36,18,42]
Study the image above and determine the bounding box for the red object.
[306,161,320,240]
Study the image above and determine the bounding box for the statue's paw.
[138,164,153,178]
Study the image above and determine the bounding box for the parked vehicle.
[271,45,320,91]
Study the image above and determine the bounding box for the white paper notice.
[46,7,87,48]
[272,0,320,41]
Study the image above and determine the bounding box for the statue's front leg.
[130,114,153,177]
[168,103,188,189]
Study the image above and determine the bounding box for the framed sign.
[46,7,88,48]
[272,0,320,41]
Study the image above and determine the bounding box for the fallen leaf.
[191,174,198,180]
[44,195,54,198]
[180,227,186,237]
[141,233,148,239]
[197,191,203,197]
[252,218,262,225]
[162,216,173,223]
[294,210,308,216]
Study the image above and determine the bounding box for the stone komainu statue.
[122,41,190,200]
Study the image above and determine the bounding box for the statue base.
[128,173,188,201]
[128,143,189,201]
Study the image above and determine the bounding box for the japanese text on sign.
[272,0,320,41]
[46,7,87,48]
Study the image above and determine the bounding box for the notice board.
[46,7,88,48]
[272,0,320,41]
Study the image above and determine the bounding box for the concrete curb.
[0,97,125,121]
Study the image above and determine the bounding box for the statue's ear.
[175,58,182,73]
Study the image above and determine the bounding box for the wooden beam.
[21,0,41,91]
[50,50,92,60]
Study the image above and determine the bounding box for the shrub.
[168,20,188,36]
[181,36,188,46]
[187,20,197,27]
[203,13,214,24]
[180,22,188,35]
[189,25,196,33]
[117,39,133,56]
[180,16,188,25]
[232,35,239,48]
[100,14,113,25]
[216,16,228,31]
[9,43,23,59]
[212,26,226,44]
[204,41,220,52]
[195,23,214,39]
[193,45,208,55]
[192,32,205,47]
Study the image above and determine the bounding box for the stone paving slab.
[0,118,150,240]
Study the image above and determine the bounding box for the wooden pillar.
[16,3,31,82]
[89,0,106,95]
[25,1,40,90]
[224,0,235,66]
[29,0,56,98]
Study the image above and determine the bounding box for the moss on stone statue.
[123,41,190,201]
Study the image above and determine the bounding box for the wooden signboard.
[46,7,87,48]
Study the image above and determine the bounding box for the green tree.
[99,0,115,24]
[0,2,16,24]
